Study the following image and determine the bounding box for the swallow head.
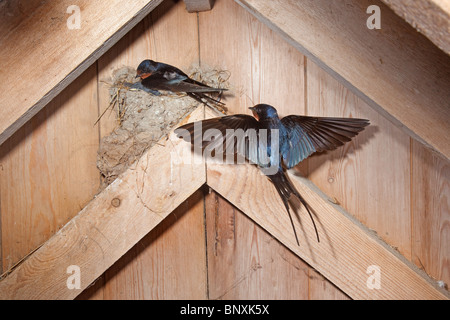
[249,104,279,121]
[136,59,158,79]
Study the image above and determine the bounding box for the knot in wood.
[111,198,121,207]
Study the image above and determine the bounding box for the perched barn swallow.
[128,59,227,107]
[175,104,369,245]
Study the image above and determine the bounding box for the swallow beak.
[135,69,142,79]
[249,107,259,120]
[137,72,152,80]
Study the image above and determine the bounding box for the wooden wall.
[0,0,448,299]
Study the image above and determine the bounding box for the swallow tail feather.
[268,168,320,245]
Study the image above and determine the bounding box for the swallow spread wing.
[280,116,370,168]
[127,59,227,107]
[175,104,369,245]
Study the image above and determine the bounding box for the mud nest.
[96,64,230,190]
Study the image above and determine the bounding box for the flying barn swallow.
[128,59,227,107]
[175,104,369,245]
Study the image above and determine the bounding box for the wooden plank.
[81,0,205,299]
[207,163,448,299]
[381,0,450,55]
[234,0,450,161]
[0,176,2,275]
[198,0,329,297]
[97,0,200,139]
[0,106,206,300]
[184,0,215,12]
[205,190,310,299]
[198,0,308,175]
[0,64,100,272]
[78,190,207,300]
[206,151,448,299]
[0,0,164,147]
[0,0,46,35]
[198,0,306,116]
[411,140,450,287]
[102,190,207,300]
[309,270,350,300]
[73,0,204,299]
[306,61,412,259]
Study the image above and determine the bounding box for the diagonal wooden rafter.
[0,106,207,300]
[380,0,450,56]
[3,0,449,163]
[207,163,448,300]
[0,106,447,300]
[234,0,450,161]
[0,0,164,147]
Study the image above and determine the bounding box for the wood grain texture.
[97,0,200,138]
[207,161,448,299]
[235,0,450,161]
[0,106,206,299]
[381,0,450,55]
[0,0,46,35]
[199,0,348,298]
[78,190,207,300]
[184,0,215,12]
[306,61,412,259]
[199,0,306,116]
[205,190,310,300]
[79,0,206,299]
[1,0,448,301]
[412,141,450,287]
[308,270,350,300]
[0,0,163,146]
[0,64,100,272]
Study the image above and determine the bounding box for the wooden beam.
[381,0,450,55]
[0,106,206,300]
[234,0,450,161]
[184,0,215,12]
[0,0,163,147]
[202,102,448,299]
[207,161,449,299]
[1,105,446,300]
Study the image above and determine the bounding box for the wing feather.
[175,115,263,165]
[281,115,369,168]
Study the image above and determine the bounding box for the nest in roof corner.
[96,64,231,190]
